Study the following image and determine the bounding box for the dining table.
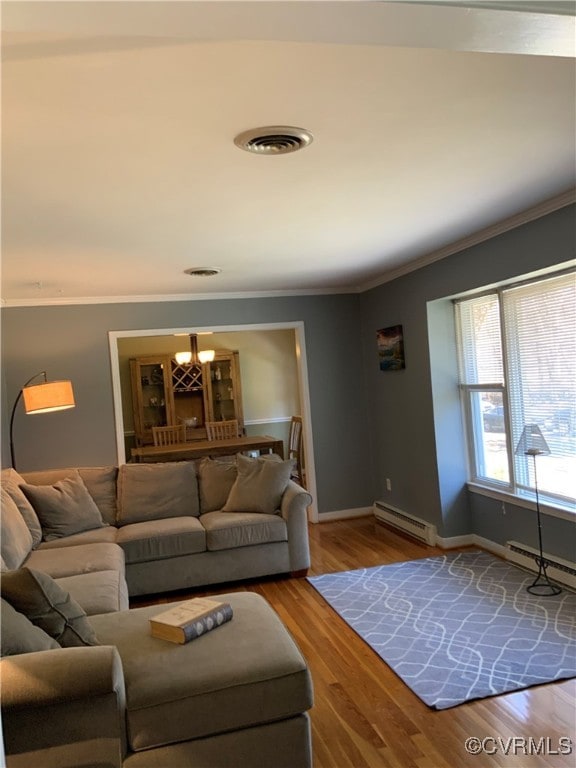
[131,434,284,463]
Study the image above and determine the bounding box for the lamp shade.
[22,380,75,414]
[515,423,550,456]
[198,349,216,364]
[174,351,193,365]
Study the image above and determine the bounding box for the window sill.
[467,482,576,523]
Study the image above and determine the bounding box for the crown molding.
[0,286,355,309]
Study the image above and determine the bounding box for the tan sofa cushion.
[1,488,33,570]
[198,457,238,513]
[2,468,43,547]
[37,526,118,549]
[117,462,200,525]
[201,511,287,551]
[22,466,119,525]
[26,542,125,580]
[89,592,313,751]
[56,570,129,615]
[117,517,207,564]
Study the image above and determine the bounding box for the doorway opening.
[108,321,318,521]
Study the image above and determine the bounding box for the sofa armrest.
[280,480,312,573]
[1,646,126,768]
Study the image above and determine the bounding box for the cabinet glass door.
[135,359,171,443]
[208,358,236,422]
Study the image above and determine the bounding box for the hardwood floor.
[131,516,576,768]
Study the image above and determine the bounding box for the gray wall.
[360,204,575,556]
[1,205,574,552]
[1,295,374,515]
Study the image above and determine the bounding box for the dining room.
[112,326,305,468]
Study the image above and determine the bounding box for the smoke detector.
[184,267,221,277]
[234,126,313,155]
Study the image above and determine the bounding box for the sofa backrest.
[18,462,208,529]
[116,461,200,525]
[0,488,34,570]
[21,467,119,525]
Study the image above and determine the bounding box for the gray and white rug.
[307,550,576,709]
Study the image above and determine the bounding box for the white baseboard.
[435,532,508,558]
[470,535,509,558]
[319,507,374,522]
[434,533,475,549]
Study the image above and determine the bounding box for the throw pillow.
[222,454,295,515]
[0,597,61,655]
[0,488,34,570]
[198,457,238,513]
[1,468,43,547]
[20,471,106,541]
[0,568,99,647]
[117,461,200,526]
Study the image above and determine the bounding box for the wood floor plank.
[131,515,576,767]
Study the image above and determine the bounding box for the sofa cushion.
[37,526,118,549]
[89,591,313,751]
[201,511,288,551]
[198,457,238,513]
[222,454,294,515]
[117,517,207,564]
[117,462,200,526]
[0,568,99,647]
[22,466,119,525]
[21,472,107,541]
[1,468,43,547]
[56,570,129,615]
[0,597,61,655]
[26,542,126,580]
[0,488,33,570]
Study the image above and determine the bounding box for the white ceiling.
[2,1,575,306]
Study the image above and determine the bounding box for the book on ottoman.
[150,597,233,644]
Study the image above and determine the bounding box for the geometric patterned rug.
[307,550,576,709]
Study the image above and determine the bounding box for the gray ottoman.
[90,591,314,767]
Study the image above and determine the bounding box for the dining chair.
[152,425,186,447]
[206,419,239,441]
[288,416,306,488]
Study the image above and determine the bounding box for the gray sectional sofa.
[3,455,312,601]
[0,455,314,767]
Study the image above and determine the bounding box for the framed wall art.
[377,325,405,371]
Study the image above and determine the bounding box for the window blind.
[503,272,576,499]
[456,293,503,385]
[455,269,576,505]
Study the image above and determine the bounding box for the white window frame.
[460,383,513,487]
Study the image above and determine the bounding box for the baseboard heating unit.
[373,502,437,546]
[506,541,576,591]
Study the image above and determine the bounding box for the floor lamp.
[9,371,75,470]
[515,423,561,597]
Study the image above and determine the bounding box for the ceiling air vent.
[184,267,221,277]
[234,126,313,155]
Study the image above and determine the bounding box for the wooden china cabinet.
[130,350,244,446]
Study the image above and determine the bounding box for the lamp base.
[526,558,562,597]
